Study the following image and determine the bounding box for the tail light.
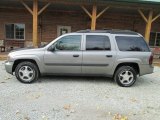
[149,54,153,65]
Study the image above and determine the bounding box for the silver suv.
[5,30,154,87]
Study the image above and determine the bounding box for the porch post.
[33,0,38,47]
[20,0,51,47]
[91,5,97,30]
[145,10,153,43]
[81,5,109,31]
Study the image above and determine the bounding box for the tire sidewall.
[15,62,39,83]
[114,66,137,87]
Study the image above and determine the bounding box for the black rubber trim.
[45,63,109,67]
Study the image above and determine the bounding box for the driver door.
[44,34,83,74]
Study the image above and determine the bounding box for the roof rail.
[76,29,138,35]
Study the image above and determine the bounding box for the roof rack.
[76,29,138,35]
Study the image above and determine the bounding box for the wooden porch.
[24,0,160,47]
[0,0,160,49]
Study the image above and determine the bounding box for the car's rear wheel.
[15,61,39,83]
[114,66,137,87]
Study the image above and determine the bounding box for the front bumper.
[5,61,14,74]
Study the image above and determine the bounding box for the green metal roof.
[111,0,160,4]
[141,0,160,2]
[72,0,160,5]
[119,0,160,2]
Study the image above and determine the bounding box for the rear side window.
[116,36,150,52]
[86,35,111,50]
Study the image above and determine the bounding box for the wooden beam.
[145,10,153,43]
[33,0,39,47]
[38,2,51,15]
[96,6,109,19]
[91,5,97,30]
[138,9,147,23]
[81,6,92,18]
[20,0,33,15]
[152,13,160,23]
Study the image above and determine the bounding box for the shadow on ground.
[38,76,114,83]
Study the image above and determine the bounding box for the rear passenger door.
[82,33,116,75]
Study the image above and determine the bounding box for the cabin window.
[149,32,160,46]
[5,23,25,40]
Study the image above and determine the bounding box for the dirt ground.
[0,61,160,120]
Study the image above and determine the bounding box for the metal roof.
[111,0,160,4]
[0,0,160,11]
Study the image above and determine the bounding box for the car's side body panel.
[5,31,154,78]
[6,48,46,74]
[111,34,154,76]
[43,51,83,74]
[82,33,117,75]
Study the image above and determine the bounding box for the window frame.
[149,31,160,47]
[5,23,25,40]
[84,34,111,51]
[115,35,150,52]
[49,34,83,51]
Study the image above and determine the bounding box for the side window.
[55,35,81,51]
[116,36,150,52]
[86,35,111,50]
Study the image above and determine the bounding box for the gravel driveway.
[0,61,160,120]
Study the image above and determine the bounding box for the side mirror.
[48,45,56,52]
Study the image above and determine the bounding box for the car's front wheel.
[114,66,137,87]
[15,61,39,83]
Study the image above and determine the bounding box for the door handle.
[106,55,112,58]
[73,54,79,57]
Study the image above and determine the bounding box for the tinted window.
[116,36,150,52]
[55,35,81,51]
[86,35,111,50]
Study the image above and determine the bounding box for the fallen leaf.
[26,92,42,100]
[16,110,20,115]
[63,104,71,110]
[108,112,111,115]
[70,109,75,113]
[53,108,60,112]
[97,106,100,110]
[5,77,11,80]
[35,95,41,99]
[42,115,48,120]
[112,114,128,120]
[130,98,137,102]
[24,116,30,120]
[121,116,128,120]
[66,114,70,117]
[0,82,6,84]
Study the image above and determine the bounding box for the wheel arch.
[114,62,140,76]
[12,59,40,74]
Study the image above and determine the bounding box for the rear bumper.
[140,64,154,76]
[5,61,13,74]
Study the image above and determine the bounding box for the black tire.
[15,61,39,83]
[114,66,137,87]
